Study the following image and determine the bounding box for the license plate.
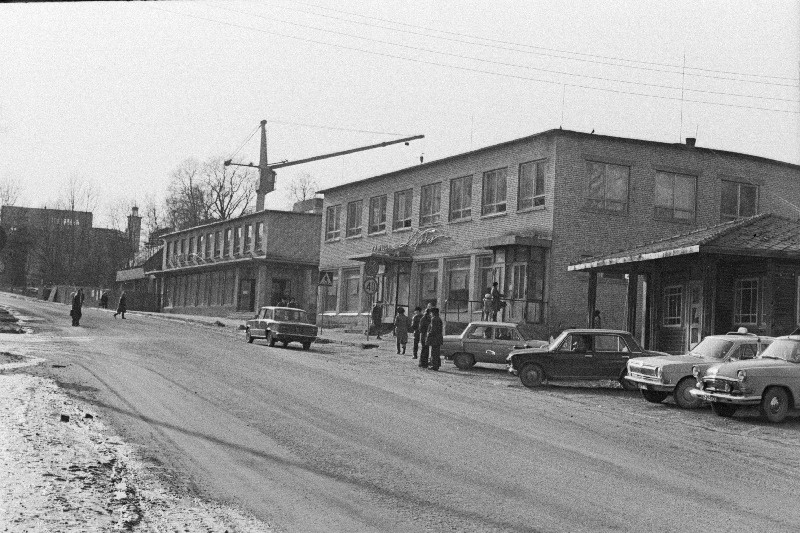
[695,392,714,402]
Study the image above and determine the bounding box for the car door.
[592,333,631,378]
[548,333,593,379]
[257,308,270,336]
[487,326,525,363]
[462,325,495,363]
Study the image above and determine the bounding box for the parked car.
[507,329,667,389]
[690,332,800,422]
[626,331,773,408]
[441,321,549,369]
[245,306,318,350]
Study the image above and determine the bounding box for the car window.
[558,334,592,352]
[468,326,493,339]
[730,343,757,361]
[594,334,627,352]
[760,339,800,363]
[260,309,270,319]
[274,309,306,322]
[495,327,520,341]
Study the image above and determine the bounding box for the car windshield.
[273,309,307,322]
[688,338,734,359]
[759,339,800,363]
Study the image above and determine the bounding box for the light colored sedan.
[441,321,549,370]
[245,306,318,350]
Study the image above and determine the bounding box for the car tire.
[711,402,738,418]
[760,387,790,423]
[302,342,311,351]
[453,353,475,370]
[267,331,276,347]
[246,329,254,344]
[640,389,668,403]
[674,377,702,409]
[282,341,288,348]
[519,363,545,388]
[619,371,639,391]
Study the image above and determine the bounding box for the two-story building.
[159,205,321,317]
[317,128,800,342]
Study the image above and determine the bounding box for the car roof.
[467,321,519,328]
[561,328,633,335]
[706,333,775,341]
[259,306,305,311]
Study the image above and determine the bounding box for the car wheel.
[452,353,475,370]
[760,387,790,423]
[618,371,638,391]
[640,389,668,403]
[267,331,276,347]
[674,377,702,409]
[519,363,545,388]
[711,402,738,418]
[302,342,311,351]
[246,329,254,344]
[281,341,288,347]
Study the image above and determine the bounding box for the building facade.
[159,209,321,317]
[318,129,800,339]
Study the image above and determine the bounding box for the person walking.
[371,301,384,340]
[113,291,127,319]
[490,282,504,322]
[410,307,423,359]
[393,307,411,355]
[418,305,433,368]
[426,307,444,371]
[70,288,83,327]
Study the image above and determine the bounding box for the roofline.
[568,245,701,271]
[318,128,800,195]
[159,209,321,239]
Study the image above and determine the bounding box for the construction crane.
[224,120,424,211]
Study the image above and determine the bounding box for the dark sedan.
[507,329,666,389]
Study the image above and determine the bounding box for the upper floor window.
[165,241,172,260]
[205,233,212,257]
[585,161,629,213]
[721,180,757,221]
[244,224,252,251]
[654,171,696,222]
[368,195,387,234]
[420,182,442,226]
[518,160,545,210]
[234,227,242,254]
[393,189,413,230]
[325,205,341,241]
[224,228,232,256]
[214,231,222,257]
[449,176,472,221]
[180,239,186,255]
[255,222,264,250]
[482,168,507,216]
[188,237,195,256]
[346,200,363,237]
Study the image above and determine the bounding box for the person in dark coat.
[393,307,410,355]
[418,305,433,368]
[426,307,444,370]
[371,302,384,340]
[410,306,423,359]
[70,289,83,326]
[490,282,504,321]
[99,291,109,309]
[113,291,127,319]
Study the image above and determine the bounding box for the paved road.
[4,293,800,532]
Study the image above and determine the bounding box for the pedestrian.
[490,282,504,321]
[592,309,602,329]
[113,291,127,319]
[410,306,423,359]
[418,304,433,368]
[426,307,444,370]
[482,292,492,320]
[393,307,411,355]
[99,291,109,309]
[287,296,297,308]
[70,288,83,327]
[371,301,383,340]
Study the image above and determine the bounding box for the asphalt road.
[4,293,800,532]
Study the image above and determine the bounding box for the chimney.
[685,137,696,147]
[126,206,142,253]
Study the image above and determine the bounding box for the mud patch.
[0,351,25,364]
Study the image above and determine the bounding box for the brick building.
[159,207,321,317]
[317,129,800,340]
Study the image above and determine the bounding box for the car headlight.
[655,367,662,380]
[692,366,700,379]
[737,369,747,382]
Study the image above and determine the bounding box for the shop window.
[481,168,507,216]
[477,255,494,298]
[655,171,696,221]
[518,160,545,210]
[368,195,387,234]
[346,200,363,237]
[343,270,361,312]
[322,271,339,312]
[418,261,439,306]
[420,183,442,226]
[585,161,629,213]
[663,286,683,326]
[393,189,413,229]
[734,278,759,325]
[721,180,757,221]
[446,258,470,312]
[325,205,341,241]
[449,176,472,221]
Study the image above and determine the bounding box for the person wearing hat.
[426,307,444,370]
[410,306,423,359]
[393,307,410,355]
[418,304,433,368]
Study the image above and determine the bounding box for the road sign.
[318,272,333,286]
[363,276,378,295]
[364,259,379,277]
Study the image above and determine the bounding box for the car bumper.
[274,334,317,343]
[689,389,760,405]
[625,375,673,392]
[508,366,518,376]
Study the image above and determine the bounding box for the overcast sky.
[1,1,798,227]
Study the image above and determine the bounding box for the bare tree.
[202,157,256,220]
[142,193,165,243]
[164,158,209,230]
[0,175,20,208]
[289,172,318,204]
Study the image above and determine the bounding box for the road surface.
[3,293,800,532]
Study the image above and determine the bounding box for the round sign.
[364,259,379,277]
[363,276,378,295]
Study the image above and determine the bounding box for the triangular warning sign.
[318,272,333,286]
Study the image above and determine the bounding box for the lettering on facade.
[371,228,449,258]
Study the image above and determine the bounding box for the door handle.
[584,354,593,357]
[486,350,496,356]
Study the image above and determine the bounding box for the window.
[393,189,413,229]
[418,261,439,307]
[321,271,339,312]
[244,225,252,251]
[655,171,696,221]
[481,168,507,216]
[205,233,212,258]
[188,237,195,256]
[325,205,341,241]
[449,176,472,221]
[734,278,759,325]
[420,183,441,226]
[446,258,470,311]
[594,335,629,352]
[255,222,264,251]
[234,227,242,254]
[343,269,361,312]
[663,286,683,326]
[495,327,521,341]
[368,195,387,234]
[468,325,494,339]
[214,231,222,257]
[518,160,545,210]
[721,180,757,221]
[198,235,204,257]
[585,161,629,213]
[180,239,186,255]
[224,228,232,256]
[346,200,363,237]
[477,256,494,298]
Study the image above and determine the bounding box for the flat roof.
[160,208,320,239]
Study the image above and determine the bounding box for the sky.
[1,1,798,230]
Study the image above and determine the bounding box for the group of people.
[69,289,127,326]
[391,303,444,371]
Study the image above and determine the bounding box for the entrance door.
[237,279,256,312]
[272,278,291,306]
[687,281,703,350]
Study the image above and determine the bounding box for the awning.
[473,233,552,250]
[348,251,413,263]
